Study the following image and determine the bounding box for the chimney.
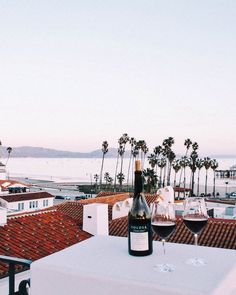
[83,203,108,236]
[0,207,7,226]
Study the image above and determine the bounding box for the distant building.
[0,162,6,180]
[0,179,29,194]
[0,191,54,213]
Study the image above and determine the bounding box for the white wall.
[112,198,133,219]
[0,198,53,212]
[83,203,108,235]
[0,207,7,225]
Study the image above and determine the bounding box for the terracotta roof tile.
[109,216,236,250]
[0,191,54,202]
[57,193,133,224]
[0,211,91,278]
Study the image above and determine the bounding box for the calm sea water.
[4,157,236,189]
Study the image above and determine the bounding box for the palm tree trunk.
[99,154,105,188]
[174,173,177,199]
[162,162,167,187]
[159,168,163,188]
[114,155,119,191]
[197,170,200,196]
[120,154,124,175]
[183,167,186,197]
[131,156,135,189]
[213,170,216,197]
[167,161,172,186]
[191,171,195,196]
[205,170,208,196]
[127,153,132,189]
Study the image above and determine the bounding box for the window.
[43,199,49,207]
[18,203,24,211]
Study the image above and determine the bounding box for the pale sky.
[1,0,236,155]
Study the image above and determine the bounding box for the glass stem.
[162,239,166,256]
[194,234,198,258]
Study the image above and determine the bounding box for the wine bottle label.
[130,225,149,251]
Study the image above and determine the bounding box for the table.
[31,236,236,295]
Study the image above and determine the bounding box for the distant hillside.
[0,146,235,159]
[0,146,126,158]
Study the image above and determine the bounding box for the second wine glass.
[151,201,176,272]
[183,197,208,267]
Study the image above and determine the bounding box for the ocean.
[4,157,236,193]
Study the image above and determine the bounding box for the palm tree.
[104,172,110,189]
[117,172,125,190]
[166,150,176,186]
[114,141,124,190]
[5,147,12,166]
[135,140,148,168]
[153,145,162,176]
[127,137,136,188]
[172,159,181,189]
[143,168,158,193]
[192,142,199,151]
[107,176,113,190]
[203,157,212,196]
[157,157,167,188]
[131,146,139,189]
[184,138,193,155]
[119,133,130,177]
[179,156,190,196]
[141,142,149,169]
[99,141,109,188]
[196,158,205,196]
[162,137,175,187]
[94,174,99,193]
[189,151,198,196]
[210,159,219,197]
[148,153,157,170]
[179,138,192,187]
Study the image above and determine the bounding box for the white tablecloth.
[31,235,236,295]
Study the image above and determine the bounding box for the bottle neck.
[134,171,143,195]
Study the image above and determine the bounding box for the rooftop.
[0,191,54,203]
[0,210,91,278]
[0,192,235,279]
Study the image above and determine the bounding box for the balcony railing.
[0,255,32,295]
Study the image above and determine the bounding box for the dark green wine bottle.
[128,160,153,256]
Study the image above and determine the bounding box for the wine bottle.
[128,160,153,256]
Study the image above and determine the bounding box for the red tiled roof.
[0,211,91,278]
[57,193,132,224]
[57,194,159,224]
[1,191,235,279]
[0,179,29,188]
[96,191,123,198]
[82,193,131,205]
[109,216,236,250]
[0,192,54,203]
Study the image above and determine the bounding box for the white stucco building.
[0,191,54,214]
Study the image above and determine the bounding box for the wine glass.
[151,201,176,272]
[183,197,208,267]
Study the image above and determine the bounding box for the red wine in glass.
[151,202,176,272]
[183,197,209,267]
[151,221,176,240]
[183,218,208,235]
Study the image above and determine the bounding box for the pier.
[216,169,236,179]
